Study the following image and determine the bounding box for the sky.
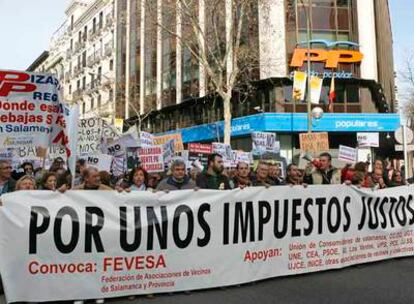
[0,0,67,70]
[388,0,414,105]
[0,0,412,86]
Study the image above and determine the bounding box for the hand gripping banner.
[1,186,414,302]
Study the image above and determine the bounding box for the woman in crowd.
[40,172,57,191]
[147,173,163,189]
[119,167,148,191]
[373,158,390,186]
[15,175,37,191]
[389,171,405,187]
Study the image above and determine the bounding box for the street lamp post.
[305,3,312,133]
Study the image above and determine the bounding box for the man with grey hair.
[0,160,15,197]
[157,158,196,191]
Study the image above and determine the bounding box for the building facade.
[29,0,399,161]
[121,0,398,161]
[29,0,118,121]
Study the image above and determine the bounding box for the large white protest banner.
[0,70,69,150]
[2,186,414,302]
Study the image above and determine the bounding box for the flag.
[292,71,307,102]
[65,104,80,186]
[310,76,323,104]
[328,75,336,113]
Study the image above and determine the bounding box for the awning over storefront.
[158,113,401,143]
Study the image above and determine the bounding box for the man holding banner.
[0,160,15,197]
[157,159,196,191]
[196,154,231,190]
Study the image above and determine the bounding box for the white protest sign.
[101,119,119,141]
[140,131,154,147]
[212,142,232,167]
[229,151,254,167]
[77,118,102,155]
[138,145,164,172]
[236,151,253,165]
[338,145,357,164]
[3,186,414,302]
[106,140,125,156]
[0,148,14,160]
[0,70,69,149]
[252,132,278,154]
[86,154,113,172]
[112,155,127,177]
[357,133,379,148]
[163,139,175,167]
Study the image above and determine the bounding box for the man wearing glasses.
[0,160,16,197]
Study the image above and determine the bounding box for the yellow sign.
[114,118,124,134]
[299,132,329,153]
[153,133,184,151]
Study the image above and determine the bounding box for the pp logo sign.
[0,71,36,97]
[290,49,363,69]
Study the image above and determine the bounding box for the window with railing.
[99,12,103,29]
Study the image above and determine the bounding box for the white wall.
[258,0,287,79]
[357,0,378,81]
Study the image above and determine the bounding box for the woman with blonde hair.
[15,175,37,190]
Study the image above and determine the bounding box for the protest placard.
[357,132,379,148]
[212,142,232,167]
[188,143,212,167]
[252,132,279,154]
[0,70,69,149]
[163,139,175,167]
[154,133,184,151]
[3,186,414,302]
[85,154,114,172]
[137,146,164,172]
[338,145,357,164]
[140,131,154,147]
[299,132,329,153]
[77,118,102,155]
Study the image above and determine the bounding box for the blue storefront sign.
[158,113,400,143]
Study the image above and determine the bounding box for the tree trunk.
[223,93,232,145]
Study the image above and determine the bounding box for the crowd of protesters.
[0,152,409,304]
[0,152,409,200]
